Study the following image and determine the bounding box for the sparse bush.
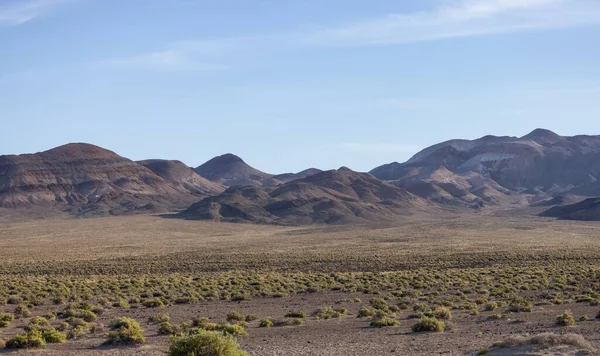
[107,317,145,345]
[259,318,273,328]
[483,302,498,311]
[370,318,399,328]
[143,298,165,308]
[412,317,445,332]
[159,322,175,335]
[226,311,245,322]
[42,329,66,343]
[168,329,247,356]
[508,298,532,312]
[5,330,46,349]
[67,326,86,340]
[357,307,376,318]
[150,313,170,324]
[245,314,258,322]
[0,313,14,328]
[285,311,306,319]
[315,306,346,320]
[556,311,575,326]
[219,324,247,336]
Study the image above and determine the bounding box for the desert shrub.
[556,311,575,326]
[580,315,589,321]
[107,317,145,345]
[244,314,258,322]
[483,302,498,311]
[143,298,165,308]
[56,321,69,331]
[477,350,489,355]
[508,298,532,312]
[67,326,87,340]
[5,330,46,349]
[150,313,171,323]
[68,317,89,328]
[411,317,445,332]
[315,306,346,320]
[14,304,30,318]
[159,322,175,335]
[226,311,245,322]
[42,329,66,343]
[357,307,376,318]
[369,298,389,311]
[284,311,306,319]
[370,318,399,328]
[89,323,105,334]
[426,307,452,320]
[0,313,14,328]
[259,318,273,328]
[219,324,247,336]
[168,329,247,356]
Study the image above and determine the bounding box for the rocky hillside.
[0,144,218,216]
[179,167,432,225]
[138,159,225,196]
[540,198,600,221]
[371,129,600,207]
[194,154,281,187]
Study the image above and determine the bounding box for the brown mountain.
[179,167,432,225]
[138,159,225,196]
[0,143,215,216]
[272,168,322,183]
[540,198,600,221]
[194,154,281,187]
[370,129,600,207]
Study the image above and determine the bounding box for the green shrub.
[150,313,170,323]
[42,329,66,343]
[14,304,30,318]
[483,302,498,311]
[0,313,14,328]
[143,299,165,308]
[244,314,258,322]
[370,318,399,328]
[427,307,452,320]
[508,298,532,312]
[369,298,389,311]
[556,311,575,326]
[67,326,87,340]
[107,317,145,345]
[285,311,306,319]
[357,307,376,318]
[477,349,489,355]
[315,306,346,320]
[219,324,247,336]
[259,318,273,328]
[226,311,245,322]
[411,317,445,332]
[168,329,247,356]
[5,330,46,349]
[159,322,175,335]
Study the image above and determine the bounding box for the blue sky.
[1,0,600,173]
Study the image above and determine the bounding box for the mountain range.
[1,129,599,223]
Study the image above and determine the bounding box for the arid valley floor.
[1,211,600,355]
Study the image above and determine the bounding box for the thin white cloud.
[0,0,73,26]
[94,38,247,71]
[308,0,600,45]
[338,143,421,154]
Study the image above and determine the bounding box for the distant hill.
[272,168,322,183]
[194,154,281,187]
[138,159,225,196]
[371,129,600,207]
[179,167,432,225]
[0,143,219,217]
[540,198,600,221]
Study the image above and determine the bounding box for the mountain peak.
[522,128,561,142]
[210,153,245,164]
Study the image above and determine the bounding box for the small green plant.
[158,322,175,335]
[477,349,489,355]
[357,307,376,318]
[143,298,165,308]
[107,317,145,345]
[556,311,575,326]
[259,318,273,328]
[370,318,399,328]
[285,311,306,319]
[226,311,245,322]
[483,302,498,311]
[315,306,346,320]
[0,313,15,328]
[168,329,247,356]
[149,313,170,323]
[219,324,247,336]
[42,329,66,343]
[5,330,46,349]
[508,298,532,312]
[67,326,87,340]
[245,314,258,322]
[411,317,445,332]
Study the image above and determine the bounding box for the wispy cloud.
[338,143,421,154]
[0,0,73,26]
[308,0,600,45]
[94,37,260,71]
[96,0,600,71]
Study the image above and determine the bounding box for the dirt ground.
[1,212,600,355]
